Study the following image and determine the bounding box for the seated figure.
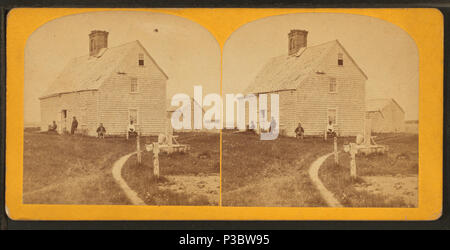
[127,120,138,138]
[96,123,106,139]
[48,121,57,133]
[295,123,304,139]
[326,121,337,138]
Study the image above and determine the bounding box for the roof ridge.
[70,40,139,60]
[273,40,338,58]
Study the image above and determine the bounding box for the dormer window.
[138,53,144,66]
[130,78,138,93]
[338,53,343,66]
[329,77,337,93]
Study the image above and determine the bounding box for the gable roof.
[245,40,367,94]
[367,98,405,114]
[40,40,168,99]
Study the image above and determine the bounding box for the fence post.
[153,142,160,179]
[136,132,141,165]
[349,143,357,179]
[334,136,339,165]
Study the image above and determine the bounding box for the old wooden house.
[244,30,367,137]
[39,30,168,136]
[366,98,405,133]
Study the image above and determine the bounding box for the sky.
[25,11,419,124]
[24,11,220,124]
[223,13,419,120]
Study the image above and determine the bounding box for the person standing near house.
[96,123,106,139]
[71,116,78,135]
[269,116,277,134]
[295,122,304,139]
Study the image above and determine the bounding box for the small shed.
[366,98,405,133]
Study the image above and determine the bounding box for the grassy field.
[23,128,417,207]
[318,133,418,207]
[121,132,220,206]
[23,131,219,205]
[23,131,136,204]
[221,131,343,207]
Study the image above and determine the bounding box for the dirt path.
[111,152,146,205]
[308,153,343,207]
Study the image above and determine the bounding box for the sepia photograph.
[221,13,419,207]
[23,11,221,206]
[5,8,443,222]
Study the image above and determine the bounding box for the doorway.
[61,109,68,133]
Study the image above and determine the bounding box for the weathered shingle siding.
[296,74,330,136]
[40,90,98,135]
[98,44,167,136]
[294,44,365,136]
[278,90,297,136]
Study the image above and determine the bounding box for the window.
[328,109,337,125]
[138,53,144,66]
[129,109,138,124]
[130,78,138,93]
[338,53,343,66]
[329,77,337,93]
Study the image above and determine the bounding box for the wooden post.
[334,136,339,165]
[153,142,160,179]
[349,143,357,179]
[136,132,141,165]
[364,118,371,146]
[324,128,327,141]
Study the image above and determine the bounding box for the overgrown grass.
[23,131,137,204]
[354,133,418,176]
[222,131,342,207]
[318,133,418,207]
[121,132,220,206]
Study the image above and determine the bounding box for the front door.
[61,109,68,134]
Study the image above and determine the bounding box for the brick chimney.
[288,29,308,56]
[89,30,109,57]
